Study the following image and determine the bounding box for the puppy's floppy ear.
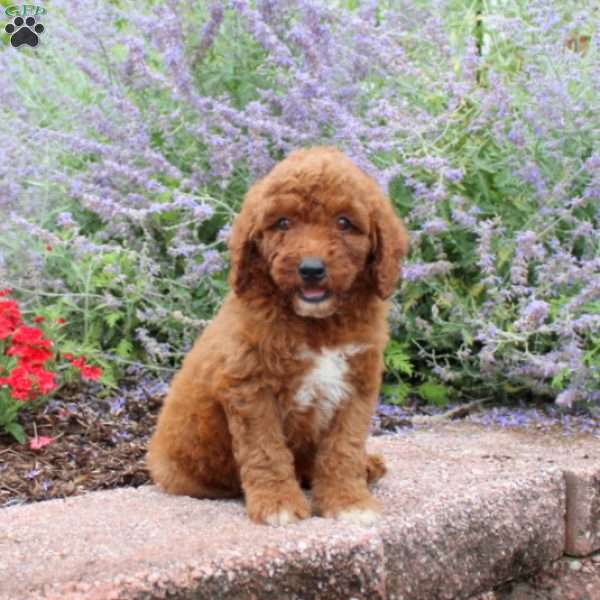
[228,188,261,296]
[370,193,410,299]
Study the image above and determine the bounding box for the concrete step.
[0,424,598,600]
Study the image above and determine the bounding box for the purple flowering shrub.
[0,0,598,406]
[387,1,600,408]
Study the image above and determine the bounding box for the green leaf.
[104,312,122,328]
[115,338,133,358]
[388,175,414,217]
[382,382,411,405]
[384,340,413,376]
[417,381,449,406]
[462,329,474,346]
[497,246,513,270]
[551,368,572,390]
[468,282,485,299]
[0,397,20,423]
[5,422,27,444]
[580,301,600,315]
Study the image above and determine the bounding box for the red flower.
[0,297,63,408]
[29,365,57,394]
[81,365,103,381]
[33,316,45,323]
[63,352,74,361]
[0,365,57,401]
[46,244,53,251]
[0,288,12,297]
[67,355,103,381]
[0,366,34,400]
[0,299,21,340]
[7,344,54,365]
[71,356,86,369]
[56,318,66,325]
[11,326,51,347]
[6,326,54,367]
[29,435,54,450]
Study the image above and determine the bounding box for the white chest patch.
[294,344,368,431]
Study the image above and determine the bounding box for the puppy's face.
[258,190,372,318]
[229,148,409,318]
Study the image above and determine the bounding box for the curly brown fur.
[147,147,409,525]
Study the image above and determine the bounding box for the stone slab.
[371,433,565,599]
[1,425,598,599]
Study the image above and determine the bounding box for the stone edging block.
[564,466,600,557]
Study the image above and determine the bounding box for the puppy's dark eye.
[336,216,352,231]
[276,217,290,231]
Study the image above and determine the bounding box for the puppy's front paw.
[335,506,381,525]
[319,495,382,526]
[246,487,311,526]
[264,508,302,526]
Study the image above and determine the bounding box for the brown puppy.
[147,147,409,525]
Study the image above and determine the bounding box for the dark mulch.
[1,380,598,508]
[0,377,167,507]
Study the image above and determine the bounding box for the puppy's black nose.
[298,257,326,281]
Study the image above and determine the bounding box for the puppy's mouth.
[298,287,332,304]
[293,285,338,318]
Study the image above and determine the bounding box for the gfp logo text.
[5,5,46,17]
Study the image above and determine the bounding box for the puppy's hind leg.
[147,386,241,499]
[148,453,240,499]
[366,453,387,485]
